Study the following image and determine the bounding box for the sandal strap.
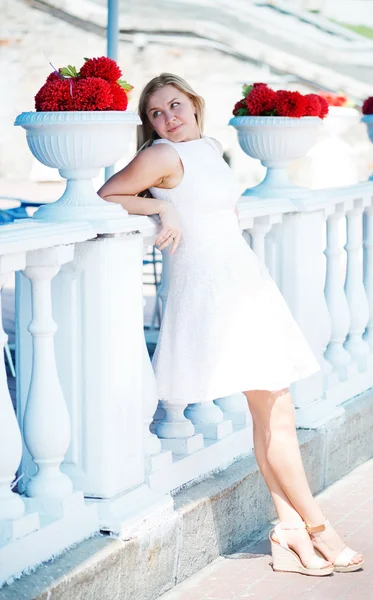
[306,518,330,535]
[274,521,306,550]
[334,546,358,568]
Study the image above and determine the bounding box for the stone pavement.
[159,458,373,600]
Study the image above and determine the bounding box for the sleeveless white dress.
[149,136,320,404]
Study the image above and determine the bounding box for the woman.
[98,73,363,576]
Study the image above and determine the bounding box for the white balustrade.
[22,246,74,500]
[363,204,373,350]
[0,221,99,586]
[324,206,356,380]
[344,200,371,370]
[4,174,373,587]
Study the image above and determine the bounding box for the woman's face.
[146,84,200,142]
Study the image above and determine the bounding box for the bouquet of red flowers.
[318,91,349,108]
[362,95,373,116]
[35,56,133,112]
[232,83,329,119]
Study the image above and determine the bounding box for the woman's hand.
[155,203,182,254]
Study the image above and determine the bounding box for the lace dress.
[149,136,320,404]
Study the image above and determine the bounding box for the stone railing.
[2,175,373,584]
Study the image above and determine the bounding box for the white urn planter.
[362,114,373,181]
[14,111,141,232]
[229,115,321,198]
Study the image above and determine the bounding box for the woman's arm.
[98,144,183,253]
[98,144,179,217]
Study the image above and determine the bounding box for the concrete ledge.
[1,391,373,600]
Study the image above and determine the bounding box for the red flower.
[35,77,75,111]
[303,94,322,117]
[70,77,113,111]
[108,82,129,111]
[274,90,307,118]
[363,96,373,115]
[80,56,122,82]
[318,96,329,119]
[232,98,248,116]
[318,91,348,107]
[245,86,276,116]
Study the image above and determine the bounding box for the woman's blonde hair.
[137,73,205,151]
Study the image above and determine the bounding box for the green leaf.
[83,57,90,62]
[236,107,249,116]
[60,64,78,78]
[242,84,253,97]
[118,79,134,92]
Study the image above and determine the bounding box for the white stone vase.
[362,114,373,181]
[14,111,141,230]
[229,115,321,198]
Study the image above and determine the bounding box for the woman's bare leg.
[244,388,363,566]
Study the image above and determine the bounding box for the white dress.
[149,136,320,404]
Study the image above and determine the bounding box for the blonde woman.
[98,73,363,576]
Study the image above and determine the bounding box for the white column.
[324,209,356,380]
[0,257,25,520]
[344,201,371,370]
[280,209,338,427]
[22,246,74,500]
[185,401,232,440]
[363,205,373,350]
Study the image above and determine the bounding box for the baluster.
[344,201,371,370]
[0,255,39,543]
[156,402,204,455]
[22,247,74,499]
[0,265,25,520]
[249,218,271,262]
[363,205,373,349]
[185,401,232,440]
[324,208,356,379]
[214,393,251,427]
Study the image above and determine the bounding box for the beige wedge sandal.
[306,519,364,573]
[269,522,334,577]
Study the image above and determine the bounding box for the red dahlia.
[245,86,276,116]
[108,82,129,111]
[362,96,373,115]
[274,90,307,118]
[303,94,322,117]
[71,77,113,111]
[232,98,248,116]
[35,78,75,111]
[318,96,329,119]
[79,56,122,82]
